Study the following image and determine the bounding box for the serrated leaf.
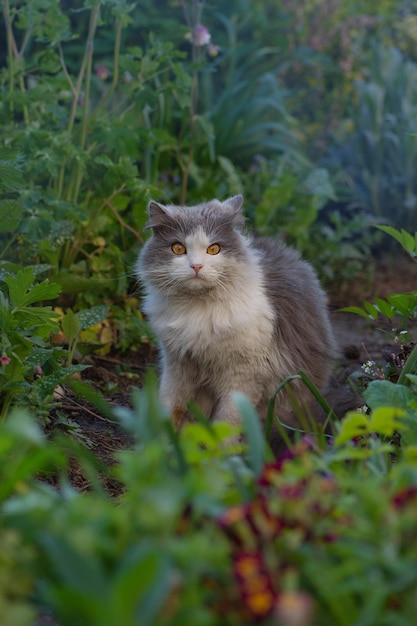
[0,199,23,233]
[76,305,109,331]
[19,281,62,307]
[376,225,417,254]
[0,147,20,161]
[0,161,24,190]
[14,306,60,330]
[4,268,35,307]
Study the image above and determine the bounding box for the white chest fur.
[143,264,275,361]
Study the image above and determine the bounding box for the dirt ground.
[49,255,416,493]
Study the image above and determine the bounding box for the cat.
[136,194,338,451]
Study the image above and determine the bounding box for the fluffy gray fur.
[136,195,337,443]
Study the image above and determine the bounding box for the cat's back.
[253,236,326,306]
[253,235,336,355]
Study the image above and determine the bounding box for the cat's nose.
[191,263,203,275]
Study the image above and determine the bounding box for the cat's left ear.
[146,200,172,230]
[223,195,244,213]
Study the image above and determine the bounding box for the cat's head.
[137,195,250,294]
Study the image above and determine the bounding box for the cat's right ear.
[146,200,171,230]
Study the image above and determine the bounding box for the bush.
[1,365,417,625]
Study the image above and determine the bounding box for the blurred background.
[1,0,416,308]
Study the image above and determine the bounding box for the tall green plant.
[332,44,417,231]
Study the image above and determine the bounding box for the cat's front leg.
[211,375,265,438]
[159,357,214,429]
[159,365,191,429]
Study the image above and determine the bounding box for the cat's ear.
[146,200,172,230]
[222,195,245,228]
[223,195,244,213]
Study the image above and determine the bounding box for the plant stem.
[3,0,15,114]
[179,0,206,205]
[398,344,417,386]
[95,18,122,113]
[265,370,338,442]
[72,3,101,204]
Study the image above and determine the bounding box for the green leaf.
[0,161,24,190]
[24,347,58,367]
[111,545,171,625]
[14,306,60,332]
[302,168,336,202]
[363,301,379,319]
[233,392,265,476]
[364,380,416,412]
[19,281,62,307]
[374,297,395,319]
[61,309,81,343]
[368,406,406,436]
[330,443,394,461]
[217,156,243,196]
[4,268,35,308]
[334,412,369,446]
[0,199,23,233]
[33,365,88,399]
[4,268,61,309]
[376,225,417,254]
[39,533,107,598]
[387,293,415,318]
[340,306,373,319]
[76,305,109,331]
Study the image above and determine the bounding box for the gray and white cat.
[136,195,337,447]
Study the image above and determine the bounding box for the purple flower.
[193,23,211,46]
[0,355,10,366]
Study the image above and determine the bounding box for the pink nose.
[191,263,203,275]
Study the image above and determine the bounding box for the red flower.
[392,485,417,509]
[233,551,277,619]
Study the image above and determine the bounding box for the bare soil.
[48,255,416,494]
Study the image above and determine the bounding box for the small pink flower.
[193,23,211,46]
[95,64,110,80]
[0,355,11,366]
[35,364,43,377]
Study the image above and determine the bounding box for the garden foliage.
[1,0,417,624]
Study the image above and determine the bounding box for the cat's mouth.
[184,273,212,291]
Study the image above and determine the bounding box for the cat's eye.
[206,243,221,255]
[171,242,186,255]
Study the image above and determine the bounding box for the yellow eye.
[171,242,186,255]
[207,243,221,255]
